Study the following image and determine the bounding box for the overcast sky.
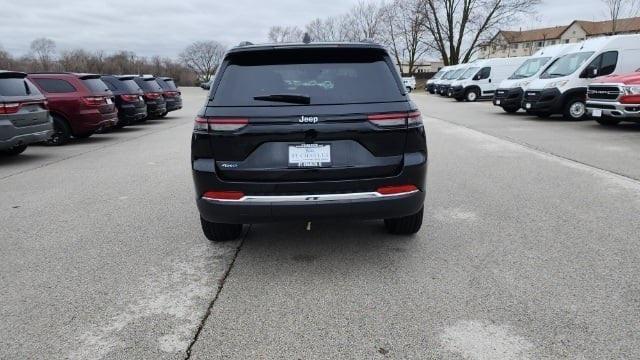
[0,0,611,58]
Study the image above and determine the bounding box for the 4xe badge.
[299,116,319,123]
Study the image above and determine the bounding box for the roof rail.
[238,41,254,47]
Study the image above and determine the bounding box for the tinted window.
[102,78,119,91]
[600,51,618,76]
[120,79,142,93]
[509,57,552,79]
[213,49,403,106]
[82,78,109,93]
[137,78,163,92]
[33,78,77,93]
[157,79,178,90]
[0,77,42,96]
[477,67,491,79]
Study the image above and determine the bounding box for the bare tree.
[346,0,386,40]
[267,26,304,43]
[381,0,430,75]
[179,40,227,82]
[421,0,541,65]
[30,37,56,71]
[601,0,640,34]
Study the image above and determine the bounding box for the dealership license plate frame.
[288,144,332,168]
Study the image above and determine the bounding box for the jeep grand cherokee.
[191,42,428,241]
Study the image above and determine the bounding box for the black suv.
[1,71,52,155]
[101,75,147,126]
[156,77,182,116]
[191,42,428,241]
[132,76,167,119]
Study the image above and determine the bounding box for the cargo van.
[522,34,640,120]
[448,57,529,102]
[493,43,580,113]
[425,66,450,94]
[436,64,468,96]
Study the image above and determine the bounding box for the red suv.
[28,73,118,144]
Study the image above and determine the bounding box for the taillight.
[82,96,105,107]
[0,103,21,114]
[164,91,179,97]
[368,111,422,127]
[121,94,140,102]
[202,191,245,201]
[194,116,249,132]
[42,100,48,110]
[376,185,419,196]
[144,92,161,100]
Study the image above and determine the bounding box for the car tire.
[454,97,464,102]
[158,111,168,118]
[2,144,28,156]
[200,217,243,241]
[503,106,519,113]
[384,207,423,235]
[465,88,479,102]
[596,118,621,126]
[563,98,586,120]
[47,116,71,146]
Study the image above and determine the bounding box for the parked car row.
[0,72,183,154]
[426,34,640,126]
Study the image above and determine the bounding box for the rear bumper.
[118,103,147,122]
[0,121,53,150]
[493,88,524,108]
[587,101,640,121]
[74,110,118,133]
[146,101,167,116]
[165,97,183,112]
[193,152,427,224]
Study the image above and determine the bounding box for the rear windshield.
[138,79,163,92]
[0,77,42,97]
[158,79,178,90]
[82,78,110,93]
[120,79,142,93]
[212,49,404,106]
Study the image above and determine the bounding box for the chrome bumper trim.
[202,190,419,203]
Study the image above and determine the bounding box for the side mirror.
[592,67,599,78]
[473,74,481,81]
[583,66,598,78]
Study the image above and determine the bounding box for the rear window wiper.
[253,94,311,104]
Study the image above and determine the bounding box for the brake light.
[82,96,105,107]
[368,111,422,127]
[144,92,161,99]
[376,185,419,196]
[121,94,140,102]
[0,103,21,114]
[202,191,245,201]
[164,91,179,98]
[194,116,249,132]
[42,100,48,110]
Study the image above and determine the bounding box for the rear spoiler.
[116,75,136,81]
[0,71,27,79]
[78,74,102,80]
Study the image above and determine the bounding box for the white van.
[523,34,640,120]
[425,67,450,94]
[448,57,529,102]
[493,43,580,113]
[437,64,469,96]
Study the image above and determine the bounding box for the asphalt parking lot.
[2,88,640,359]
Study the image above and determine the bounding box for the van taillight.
[368,111,422,127]
[0,103,21,114]
[82,96,105,107]
[121,94,140,102]
[194,116,249,132]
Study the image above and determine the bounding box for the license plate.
[106,98,113,105]
[525,103,531,109]
[592,109,602,117]
[496,100,501,105]
[288,144,331,168]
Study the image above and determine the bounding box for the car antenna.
[303,33,311,44]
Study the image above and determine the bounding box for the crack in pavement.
[184,225,252,359]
